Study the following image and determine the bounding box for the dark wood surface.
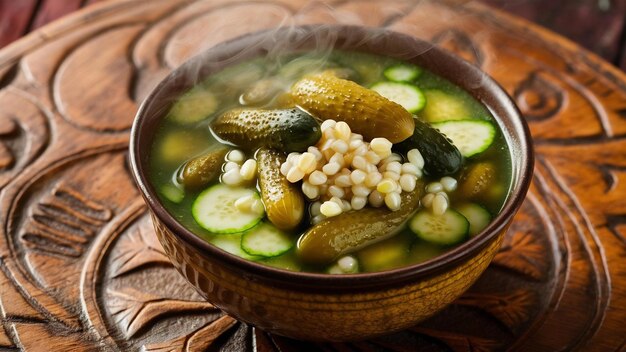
[1,0,626,351]
[2,0,626,71]
[481,0,626,70]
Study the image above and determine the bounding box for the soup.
[148,51,512,274]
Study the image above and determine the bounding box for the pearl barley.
[320,201,343,217]
[370,138,393,157]
[277,120,425,212]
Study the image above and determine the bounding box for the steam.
[149,0,493,117]
[165,0,436,85]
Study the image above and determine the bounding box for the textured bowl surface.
[129,25,534,341]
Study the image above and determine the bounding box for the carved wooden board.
[1,0,625,350]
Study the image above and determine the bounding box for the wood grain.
[2,0,625,71]
[0,0,625,350]
[481,0,626,66]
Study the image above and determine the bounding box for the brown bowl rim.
[129,24,534,291]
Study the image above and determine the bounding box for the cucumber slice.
[192,184,263,234]
[422,89,472,122]
[357,235,410,272]
[410,209,469,245]
[432,120,496,157]
[408,240,446,263]
[383,64,422,82]
[160,184,184,204]
[158,130,209,164]
[167,88,218,124]
[261,251,301,271]
[210,233,260,260]
[241,222,293,257]
[371,82,426,113]
[456,203,492,236]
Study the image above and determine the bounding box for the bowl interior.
[130,25,533,290]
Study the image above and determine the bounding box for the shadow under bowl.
[129,25,534,342]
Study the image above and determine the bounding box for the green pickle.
[211,108,321,152]
[291,71,415,143]
[179,148,228,189]
[257,148,305,231]
[297,183,423,265]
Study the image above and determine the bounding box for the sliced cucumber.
[383,64,422,82]
[192,184,263,234]
[241,222,293,257]
[410,209,469,245]
[371,82,426,113]
[357,235,410,272]
[456,203,492,236]
[160,184,184,204]
[422,89,472,122]
[167,88,218,124]
[158,130,209,164]
[408,240,446,263]
[432,120,496,158]
[261,251,301,271]
[210,233,260,260]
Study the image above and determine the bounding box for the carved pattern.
[19,186,112,257]
[53,25,144,132]
[493,231,545,280]
[141,315,238,352]
[411,327,503,352]
[0,118,18,170]
[456,290,535,330]
[109,220,170,278]
[0,89,50,188]
[107,288,217,338]
[514,71,564,121]
[0,0,624,350]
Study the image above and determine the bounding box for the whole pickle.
[211,108,321,152]
[297,183,424,265]
[394,119,463,177]
[257,148,305,230]
[290,71,415,143]
[459,162,496,199]
[179,148,228,189]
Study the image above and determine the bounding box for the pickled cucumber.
[357,235,412,272]
[179,148,228,189]
[167,88,218,125]
[290,72,415,143]
[459,162,496,199]
[158,130,209,165]
[211,108,321,152]
[394,119,463,177]
[297,183,424,265]
[257,148,305,230]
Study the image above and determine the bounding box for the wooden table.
[2,0,626,71]
[1,0,626,351]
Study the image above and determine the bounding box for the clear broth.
[149,51,512,273]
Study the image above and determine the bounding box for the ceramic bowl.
[129,25,533,342]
